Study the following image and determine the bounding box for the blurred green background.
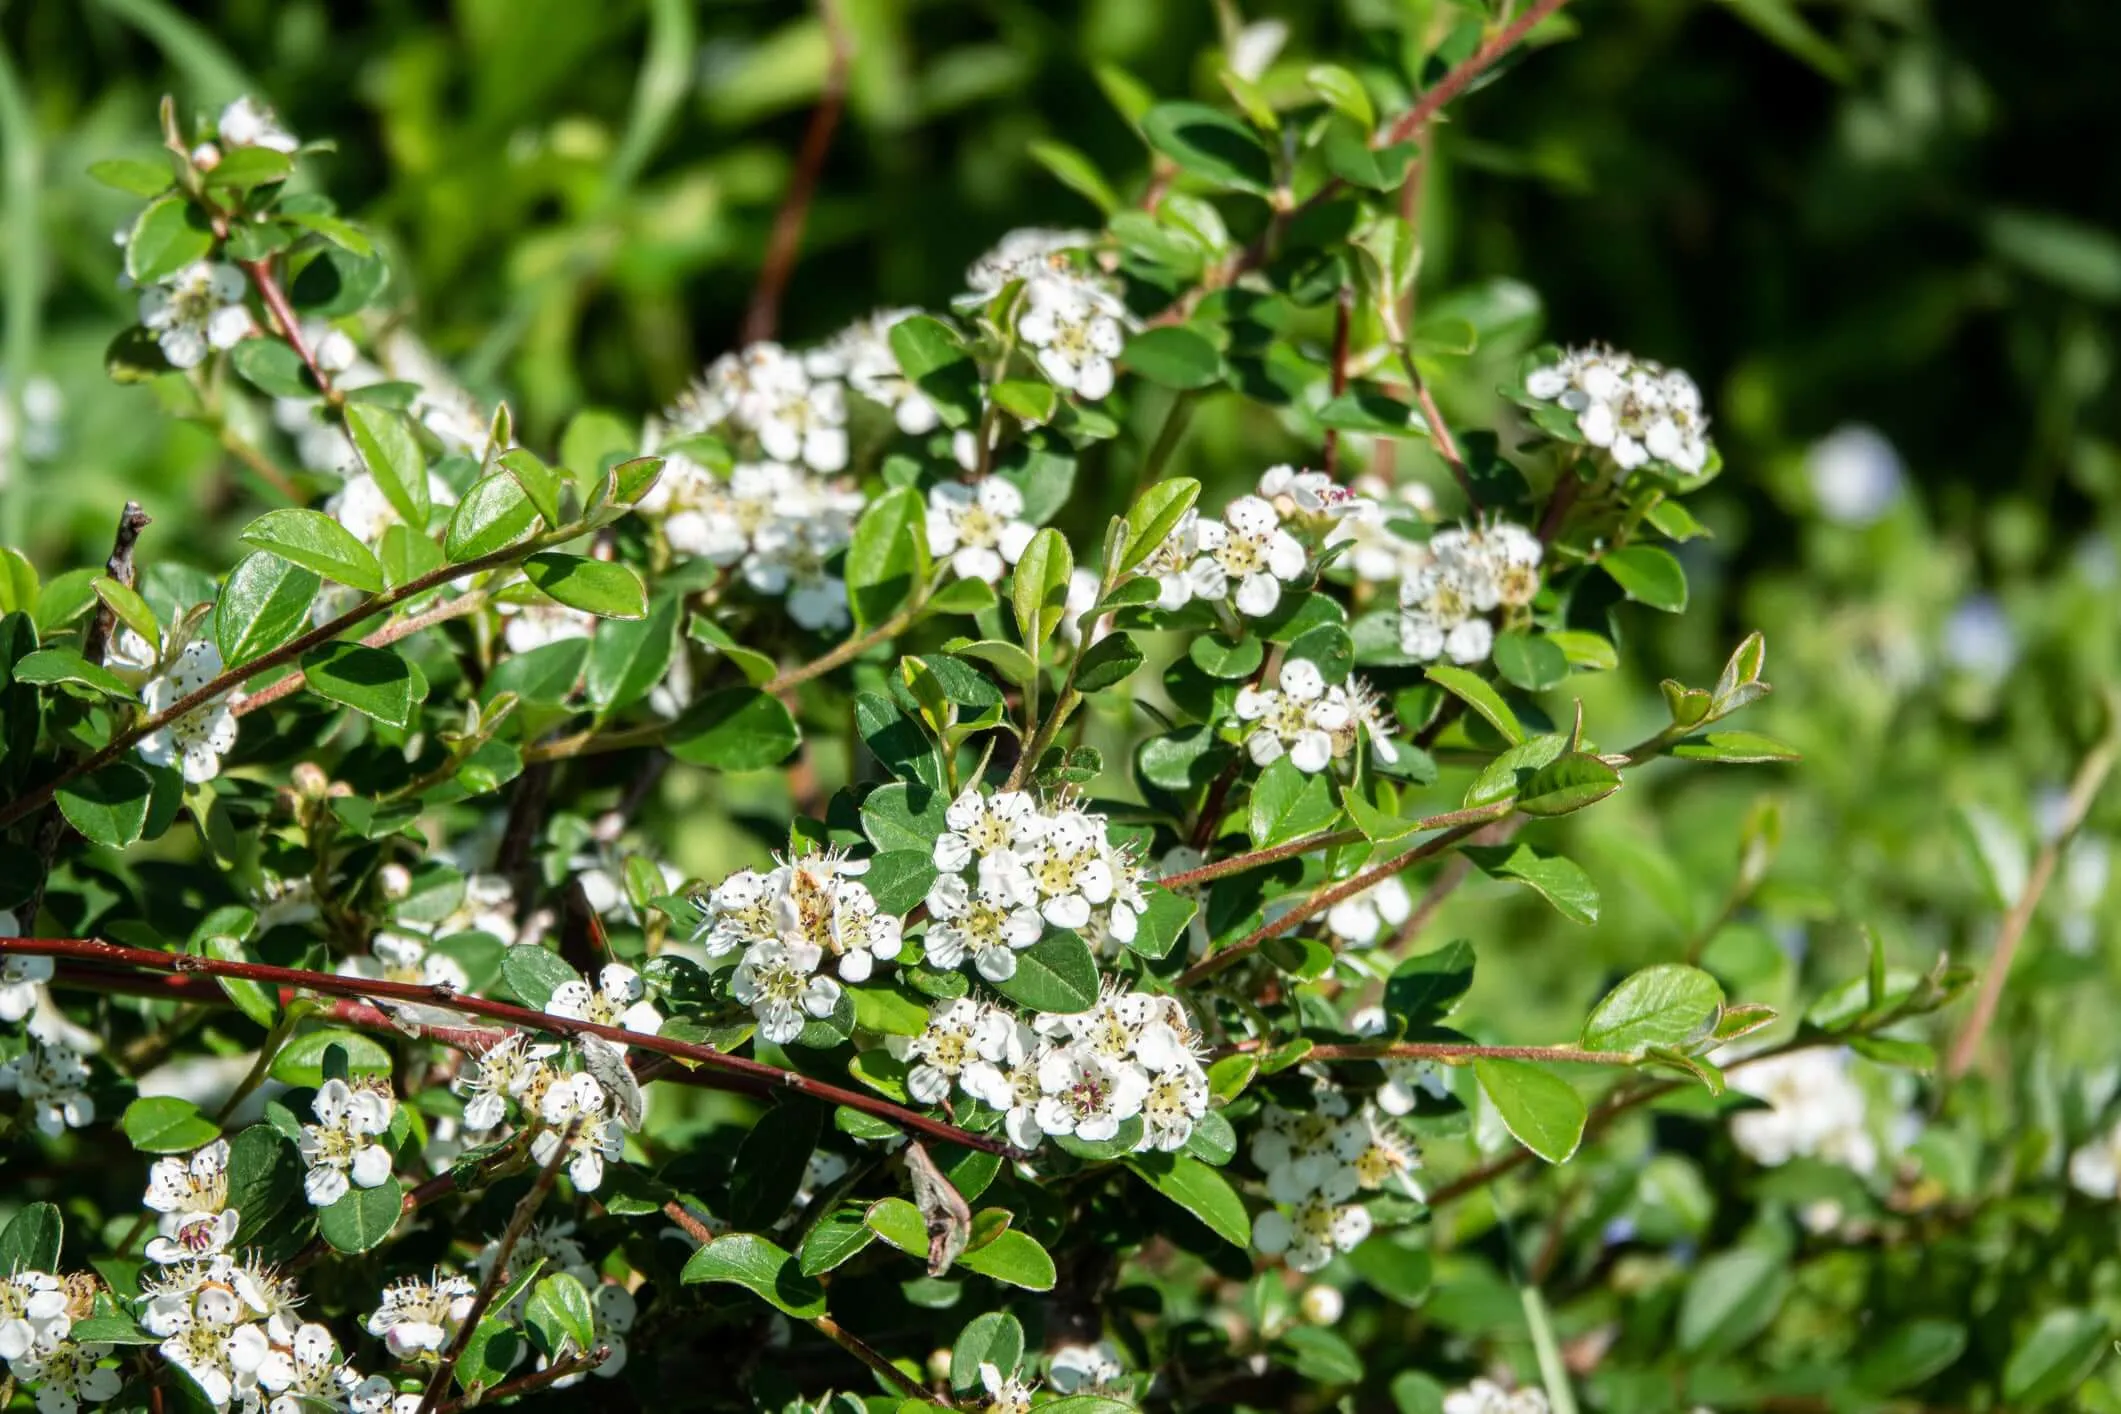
[6,0,2121,1078]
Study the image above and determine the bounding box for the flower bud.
[291,762,330,799]
[378,864,413,901]
[1300,1285,1344,1326]
[190,142,221,170]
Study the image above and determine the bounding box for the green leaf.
[282,209,375,257]
[1125,1153,1249,1246]
[847,486,931,630]
[1718,0,1854,84]
[1472,1059,1586,1163]
[300,642,422,728]
[950,1313,1027,1398]
[1126,885,1197,961]
[12,648,135,701]
[586,596,677,713]
[0,1203,63,1273]
[1011,528,1073,651]
[1306,64,1376,128]
[1669,731,1801,764]
[230,340,315,398]
[2003,1308,2108,1404]
[667,687,801,771]
[948,638,1038,687]
[522,553,647,620]
[725,1102,823,1231]
[1601,545,1689,612]
[1677,1245,1791,1355]
[56,762,154,849]
[1491,631,1568,692]
[1854,1320,1967,1394]
[524,1273,596,1358]
[240,509,384,593]
[1073,631,1143,693]
[887,316,979,429]
[501,946,580,1009]
[798,1203,878,1276]
[680,1233,827,1318]
[1190,631,1263,680]
[269,1030,392,1087]
[1120,326,1223,389]
[1320,120,1416,191]
[456,1318,524,1395]
[444,473,539,562]
[1248,758,1341,847]
[1423,665,1522,744]
[205,146,294,189]
[1516,753,1623,816]
[1384,940,1475,1029]
[860,781,949,854]
[955,1229,1057,1291]
[686,612,777,686]
[1120,478,1201,575]
[863,851,938,914]
[92,577,159,653]
[1027,139,1120,215]
[89,157,173,197]
[127,194,213,283]
[225,1126,309,1262]
[1282,1325,1365,1384]
[500,449,565,528]
[344,405,429,529]
[988,933,1100,1015]
[1463,843,1598,925]
[1581,965,1724,1054]
[317,1177,402,1254]
[217,553,320,668]
[122,1097,222,1154]
[1140,101,1272,194]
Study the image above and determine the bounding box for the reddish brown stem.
[236,593,485,717]
[3,935,1009,1154]
[1322,286,1353,477]
[739,0,851,345]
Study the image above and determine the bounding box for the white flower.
[0,1271,69,1362]
[1022,810,1117,931]
[1018,273,1128,401]
[365,1272,476,1361]
[0,1038,95,1137]
[923,876,1044,982]
[139,262,251,369]
[1443,1378,1550,1414]
[833,308,939,434]
[136,639,241,784]
[669,343,847,473]
[927,478,1036,583]
[730,939,842,1044]
[217,96,299,153]
[961,1031,1046,1150]
[148,1273,276,1409]
[1396,522,1539,666]
[655,458,861,632]
[1807,424,1904,526]
[547,963,663,1041]
[1191,495,1307,618]
[2068,1120,2121,1199]
[530,1073,627,1192]
[1135,510,1209,611]
[1233,658,1343,774]
[1324,876,1412,946]
[498,598,596,655]
[963,228,1096,302]
[255,1321,359,1414]
[1525,344,1710,476]
[454,1033,558,1133]
[932,788,1046,879]
[1047,1341,1124,1394]
[1139,1062,1210,1152]
[1251,1193,1372,1273]
[1327,475,1435,584]
[1331,1110,1422,1196]
[1258,464,1370,525]
[0,937,54,1024]
[1942,594,2016,682]
[1725,1049,1877,1174]
[977,1362,1038,1414]
[771,851,904,983]
[297,1078,396,1207]
[143,1140,239,1265]
[339,931,469,993]
[17,1328,123,1414]
[694,867,781,958]
[904,1000,1011,1105]
[1034,1046,1149,1144]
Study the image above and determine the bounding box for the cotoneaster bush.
[0,7,2110,1414]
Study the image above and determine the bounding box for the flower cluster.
[638,453,864,632]
[1248,1087,1419,1272]
[831,307,942,435]
[1145,494,1311,619]
[136,634,244,784]
[0,1267,117,1414]
[1524,344,1710,475]
[1724,1049,1878,1174]
[669,341,848,474]
[696,851,906,1042]
[453,1021,637,1193]
[1397,521,1544,666]
[1444,1379,1551,1414]
[928,477,1037,584]
[923,789,1149,977]
[139,261,252,370]
[1231,658,1401,775]
[898,987,1207,1154]
[1017,271,1129,401]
